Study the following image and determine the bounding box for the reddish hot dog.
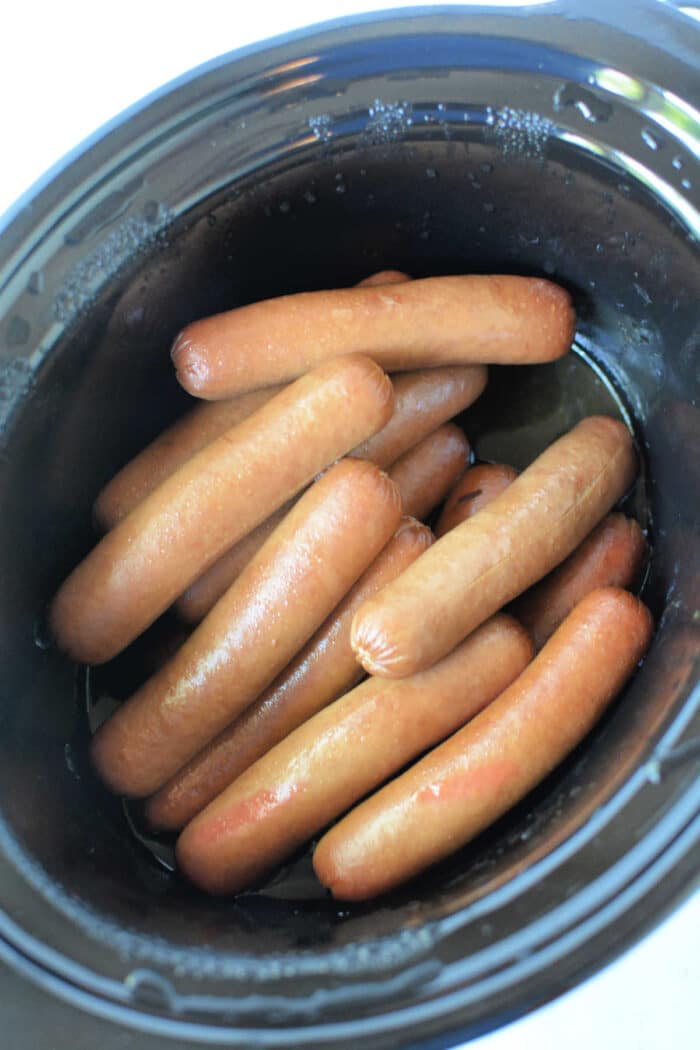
[93,386,286,530]
[144,517,433,831]
[512,513,648,649]
[90,458,401,798]
[174,367,483,622]
[387,424,470,522]
[50,355,393,665]
[435,463,518,537]
[351,416,637,678]
[171,275,575,399]
[95,271,410,531]
[315,587,653,900]
[176,614,533,895]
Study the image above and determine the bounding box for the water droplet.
[303,189,317,205]
[672,155,684,171]
[681,177,692,191]
[5,316,30,347]
[278,200,291,213]
[483,202,495,213]
[359,168,367,177]
[335,182,347,195]
[363,99,412,144]
[478,225,487,234]
[489,106,553,158]
[553,83,613,123]
[240,120,247,130]
[33,609,53,650]
[27,270,45,295]
[617,182,632,196]
[595,243,605,254]
[64,742,80,778]
[125,969,177,1010]
[641,127,663,151]
[425,167,438,180]
[437,102,446,113]
[480,162,493,174]
[308,114,332,142]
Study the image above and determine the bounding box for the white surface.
[2,3,698,1048]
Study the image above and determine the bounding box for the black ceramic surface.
[0,3,698,1047]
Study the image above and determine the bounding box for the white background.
[1,3,698,1048]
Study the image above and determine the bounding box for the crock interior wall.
[0,131,697,955]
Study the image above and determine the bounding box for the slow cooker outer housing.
[0,3,698,1047]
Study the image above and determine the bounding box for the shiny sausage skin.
[316,587,653,900]
[50,355,393,665]
[174,367,483,623]
[95,272,409,531]
[387,424,470,522]
[93,386,285,530]
[512,513,648,649]
[171,275,575,399]
[90,459,401,798]
[350,366,486,469]
[435,462,518,537]
[144,517,433,831]
[176,614,533,894]
[351,416,637,678]
[174,501,294,624]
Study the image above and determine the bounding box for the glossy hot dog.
[351,416,637,678]
[95,271,410,531]
[50,355,393,665]
[435,462,518,537]
[89,458,402,798]
[176,614,533,895]
[387,424,470,522]
[315,587,653,900]
[144,517,433,831]
[93,385,286,530]
[172,275,575,399]
[174,367,483,622]
[512,513,648,649]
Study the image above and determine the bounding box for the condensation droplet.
[489,106,553,159]
[363,99,412,144]
[33,609,53,650]
[480,162,493,174]
[278,200,291,213]
[681,177,692,191]
[303,189,317,205]
[672,155,684,170]
[27,270,45,295]
[425,167,438,180]
[5,316,30,347]
[308,114,332,142]
[553,83,613,124]
[595,243,605,254]
[483,202,495,214]
[618,182,632,196]
[641,127,663,151]
[335,183,346,194]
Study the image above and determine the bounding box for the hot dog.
[315,587,653,900]
[174,367,484,622]
[50,355,394,665]
[435,463,518,537]
[512,513,648,649]
[176,614,533,895]
[387,424,470,522]
[351,416,637,678]
[144,517,433,831]
[90,458,402,798]
[95,271,411,531]
[171,275,575,399]
[93,386,286,530]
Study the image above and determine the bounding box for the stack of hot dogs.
[50,270,653,899]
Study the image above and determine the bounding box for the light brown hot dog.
[387,424,470,522]
[174,367,483,622]
[435,462,518,537]
[144,517,433,831]
[171,275,575,399]
[93,386,286,530]
[90,459,402,798]
[351,416,637,678]
[512,513,648,649]
[315,587,653,900]
[176,614,533,895]
[50,355,393,665]
[95,271,410,531]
